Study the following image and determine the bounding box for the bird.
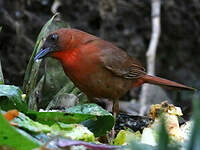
[34,28,195,118]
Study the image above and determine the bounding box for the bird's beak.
[34,47,52,61]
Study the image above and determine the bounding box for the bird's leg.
[107,99,119,143]
[112,99,119,120]
[111,99,119,139]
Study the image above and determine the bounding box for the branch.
[146,0,161,76]
[139,0,161,115]
[0,60,4,84]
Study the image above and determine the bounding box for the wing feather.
[98,40,146,79]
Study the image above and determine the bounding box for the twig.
[139,0,161,115]
[51,0,61,14]
[0,26,4,84]
[0,60,4,84]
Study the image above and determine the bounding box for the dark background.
[0,0,199,112]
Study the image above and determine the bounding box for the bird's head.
[34,28,72,60]
[34,28,98,61]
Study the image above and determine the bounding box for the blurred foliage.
[186,93,200,150]
[13,112,95,142]
[113,130,141,145]
[56,138,122,150]
[66,104,114,136]
[0,112,39,150]
[128,93,200,150]
[0,85,28,112]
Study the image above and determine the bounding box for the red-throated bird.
[34,28,195,117]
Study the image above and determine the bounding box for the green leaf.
[113,130,141,145]
[13,112,94,142]
[23,14,57,95]
[14,112,52,133]
[157,117,179,150]
[0,85,28,112]
[157,118,169,150]
[26,104,114,137]
[23,13,70,109]
[0,112,39,150]
[34,56,87,109]
[36,58,76,108]
[129,141,155,150]
[27,76,44,110]
[51,123,95,142]
[26,111,94,125]
[66,104,114,137]
[186,93,200,150]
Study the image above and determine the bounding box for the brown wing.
[97,40,146,79]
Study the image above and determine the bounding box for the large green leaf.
[26,111,94,125]
[14,112,52,133]
[26,104,114,137]
[66,104,114,137]
[37,58,76,108]
[0,112,39,150]
[0,85,28,112]
[22,14,71,109]
[23,14,58,95]
[13,112,94,142]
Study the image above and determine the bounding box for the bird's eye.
[50,34,59,41]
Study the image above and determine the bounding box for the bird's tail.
[142,74,195,91]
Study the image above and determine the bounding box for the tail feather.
[142,74,195,91]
